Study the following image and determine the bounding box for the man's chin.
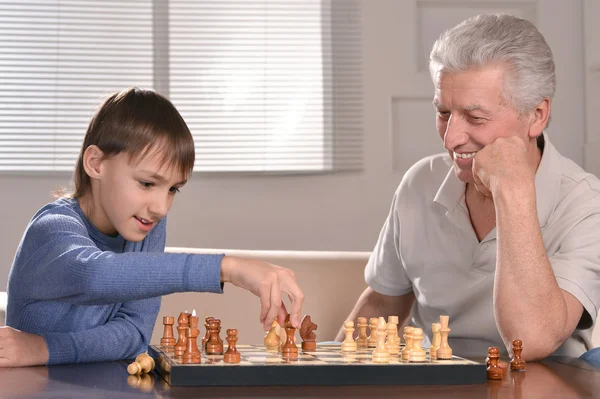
[453,166,474,184]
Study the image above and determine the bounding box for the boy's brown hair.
[66,87,195,198]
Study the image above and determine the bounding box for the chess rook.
[160,316,176,348]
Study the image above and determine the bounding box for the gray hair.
[429,13,555,118]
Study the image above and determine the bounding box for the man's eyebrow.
[432,99,444,109]
[464,104,492,115]
[140,170,187,186]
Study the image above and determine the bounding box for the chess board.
[148,344,487,386]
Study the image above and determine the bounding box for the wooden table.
[0,357,598,398]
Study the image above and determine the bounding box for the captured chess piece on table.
[510,339,526,371]
[127,353,155,376]
[300,315,318,351]
[486,347,503,380]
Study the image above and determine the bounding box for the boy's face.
[92,149,188,241]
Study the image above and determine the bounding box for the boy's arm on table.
[0,297,159,367]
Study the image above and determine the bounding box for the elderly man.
[337,13,600,361]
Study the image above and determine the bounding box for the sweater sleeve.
[15,212,224,305]
[41,296,160,365]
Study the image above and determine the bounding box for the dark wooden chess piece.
[282,314,299,359]
[510,339,526,371]
[174,312,189,358]
[300,315,318,351]
[224,328,241,363]
[206,319,224,355]
[202,316,214,351]
[487,347,503,380]
[160,316,176,348]
[182,315,201,364]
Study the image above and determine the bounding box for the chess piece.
[355,317,368,349]
[436,315,452,360]
[408,327,427,362]
[300,315,318,351]
[264,320,281,352]
[510,339,526,371]
[182,313,201,364]
[487,347,503,380]
[174,311,190,358]
[127,373,155,393]
[206,319,224,355]
[429,322,441,360]
[127,353,155,375]
[282,314,299,358]
[341,320,358,352]
[278,321,288,352]
[386,316,400,355]
[161,316,176,348]
[224,328,241,363]
[367,318,378,347]
[202,316,214,350]
[401,326,414,361]
[372,317,390,363]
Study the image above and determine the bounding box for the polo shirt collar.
[433,132,562,232]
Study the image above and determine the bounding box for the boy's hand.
[0,326,49,367]
[220,256,305,331]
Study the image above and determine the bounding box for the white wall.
[0,1,592,322]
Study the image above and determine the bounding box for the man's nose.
[443,114,469,150]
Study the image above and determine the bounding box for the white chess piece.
[341,320,358,352]
[372,317,390,363]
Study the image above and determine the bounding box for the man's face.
[432,64,533,183]
[93,150,187,242]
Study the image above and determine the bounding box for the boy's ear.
[82,145,105,179]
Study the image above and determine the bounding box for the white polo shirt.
[365,134,600,358]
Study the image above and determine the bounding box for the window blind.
[0,0,362,173]
[0,0,154,171]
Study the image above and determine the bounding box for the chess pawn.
[206,319,224,355]
[510,339,526,371]
[436,315,452,360]
[341,320,358,352]
[202,316,214,351]
[264,320,281,352]
[401,326,414,361]
[367,318,378,347]
[386,322,400,355]
[127,353,155,375]
[224,328,241,363]
[429,322,441,360]
[161,316,176,348]
[487,347,503,380]
[355,317,368,349]
[372,317,390,363]
[408,327,427,362]
[282,315,299,358]
[174,312,190,358]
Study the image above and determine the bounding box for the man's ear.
[82,145,105,179]
[528,97,551,138]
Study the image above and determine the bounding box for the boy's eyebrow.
[140,170,187,186]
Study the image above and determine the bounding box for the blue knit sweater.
[6,198,224,365]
